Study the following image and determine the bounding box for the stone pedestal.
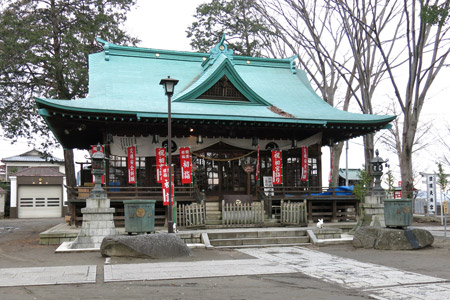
[351,194,385,233]
[360,195,386,227]
[68,196,116,249]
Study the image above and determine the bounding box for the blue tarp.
[311,186,354,196]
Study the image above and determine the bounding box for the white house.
[1,149,65,182]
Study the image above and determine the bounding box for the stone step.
[210,236,310,247]
[213,242,311,249]
[314,228,342,239]
[208,230,307,240]
[206,219,222,225]
[206,214,222,221]
[315,233,342,239]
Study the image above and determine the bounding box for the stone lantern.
[370,149,388,195]
[90,144,106,198]
[60,143,117,251]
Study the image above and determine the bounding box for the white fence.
[222,200,265,226]
[414,199,427,214]
[280,200,307,225]
[177,203,206,227]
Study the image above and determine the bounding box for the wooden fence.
[222,200,264,226]
[280,200,307,226]
[177,203,206,227]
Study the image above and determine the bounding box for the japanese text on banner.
[179,147,192,184]
[300,147,308,182]
[127,146,136,184]
[155,147,166,183]
[161,165,174,206]
[272,150,283,185]
[256,146,260,183]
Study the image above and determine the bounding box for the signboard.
[271,150,283,185]
[155,147,166,183]
[444,201,448,215]
[300,147,308,182]
[127,146,136,184]
[426,174,436,214]
[179,147,192,184]
[263,176,274,196]
[91,145,105,184]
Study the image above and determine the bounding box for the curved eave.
[37,98,395,128]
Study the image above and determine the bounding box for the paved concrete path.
[240,247,450,300]
[104,259,294,282]
[0,265,96,287]
[2,246,450,300]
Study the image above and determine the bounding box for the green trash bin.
[124,200,156,234]
[384,198,412,228]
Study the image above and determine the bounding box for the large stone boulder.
[353,227,434,250]
[101,233,192,258]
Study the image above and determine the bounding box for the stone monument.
[67,144,116,249]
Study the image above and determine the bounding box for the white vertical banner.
[426,174,436,214]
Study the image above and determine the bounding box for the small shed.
[9,167,67,218]
[338,168,361,186]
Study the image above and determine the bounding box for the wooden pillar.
[308,200,313,223]
[331,200,338,222]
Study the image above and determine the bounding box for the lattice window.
[198,76,249,102]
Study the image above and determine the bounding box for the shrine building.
[35,37,395,227]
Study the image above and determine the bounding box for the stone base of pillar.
[68,197,116,250]
[351,195,385,233]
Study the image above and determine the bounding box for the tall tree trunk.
[331,142,344,186]
[64,148,76,198]
[363,133,374,176]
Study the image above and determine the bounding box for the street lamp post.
[159,76,179,233]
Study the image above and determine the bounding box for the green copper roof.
[35,38,395,127]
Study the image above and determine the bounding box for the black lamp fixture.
[252,137,258,147]
[197,135,203,144]
[159,76,179,234]
[159,76,179,96]
[291,139,297,148]
[152,134,159,144]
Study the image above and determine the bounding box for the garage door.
[18,186,62,218]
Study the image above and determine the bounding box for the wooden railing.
[177,203,206,227]
[280,200,307,226]
[66,185,196,202]
[269,186,355,199]
[222,200,264,226]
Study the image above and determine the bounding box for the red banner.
[161,165,174,206]
[91,145,105,184]
[301,147,308,182]
[127,146,137,184]
[156,147,166,183]
[256,146,260,183]
[179,147,192,184]
[272,150,283,185]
